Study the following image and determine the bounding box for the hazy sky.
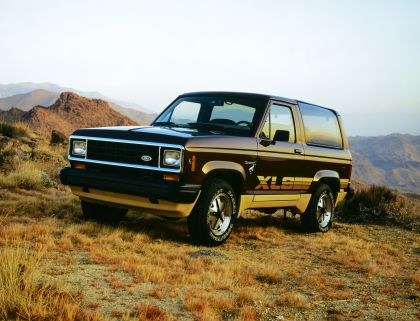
[0,0,419,135]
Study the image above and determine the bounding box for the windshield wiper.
[152,121,187,127]
[152,121,177,126]
[187,122,226,133]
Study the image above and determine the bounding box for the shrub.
[336,185,419,231]
[0,121,31,139]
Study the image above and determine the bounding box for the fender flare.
[201,161,246,182]
[313,170,340,182]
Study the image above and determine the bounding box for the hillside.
[0,89,59,111]
[0,92,138,136]
[349,134,420,192]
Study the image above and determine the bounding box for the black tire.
[187,179,237,245]
[301,184,335,232]
[81,200,127,224]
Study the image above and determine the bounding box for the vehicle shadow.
[236,210,304,234]
[119,212,191,244]
[113,209,304,244]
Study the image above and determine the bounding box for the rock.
[50,130,67,145]
[190,249,228,259]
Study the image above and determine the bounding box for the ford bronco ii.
[60,92,353,245]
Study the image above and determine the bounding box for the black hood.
[71,126,219,145]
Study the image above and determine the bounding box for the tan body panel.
[70,186,200,217]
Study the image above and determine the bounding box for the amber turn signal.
[163,174,179,182]
[72,163,86,170]
[191,155,196,172]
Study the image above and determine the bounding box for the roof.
[179,91,298,105]
[179,91,336,113]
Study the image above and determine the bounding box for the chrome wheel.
[207,192,233,236]
[317,193,333,229]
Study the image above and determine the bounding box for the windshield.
[153,96,266,137]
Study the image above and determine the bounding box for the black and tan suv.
[60,92,352,245]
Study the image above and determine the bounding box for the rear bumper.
[335,184,354,205]
[59,167,201,204]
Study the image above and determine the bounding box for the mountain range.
[349,135,420,192]
[0,82,154,113]
[0,82,156,125]
[0,92,137,136]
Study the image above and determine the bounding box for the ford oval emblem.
[141,155,152,162]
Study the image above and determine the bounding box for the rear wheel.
[81,200,127,224]
[301,184,335,232]
[187,179,237,245]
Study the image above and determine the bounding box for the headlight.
[163,150,181,167]
[72,140,86,156]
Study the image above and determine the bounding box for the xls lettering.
[255,176,313,190]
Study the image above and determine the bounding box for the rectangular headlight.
[72,140,87,156]
[163,150,181,167]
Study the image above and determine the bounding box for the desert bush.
[336,185,419,231]
[0,161,54,189]
[0,121,31,138]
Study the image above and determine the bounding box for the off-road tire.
[301,184,335,232]
[187,179,237,246]
[81,200,127,224]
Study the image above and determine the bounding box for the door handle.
[294,148,303,154]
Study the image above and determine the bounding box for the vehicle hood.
[71,125,227,146]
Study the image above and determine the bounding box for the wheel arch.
[201,161,246,196]
[312,170,340,198]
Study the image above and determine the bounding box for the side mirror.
[273,130,289,142]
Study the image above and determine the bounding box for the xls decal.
[255,176,313,190]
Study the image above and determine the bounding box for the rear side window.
[299,103,343,148]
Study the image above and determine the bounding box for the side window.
[171,101,200,124]
[261,104,296,143]
[299,103,343,148]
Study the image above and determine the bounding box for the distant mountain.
[349,134,420,192]
[0,82,156,115]
[0,92,138,136]
[0,89,59,111]
[0,86,156,125]
[108,102,155,125]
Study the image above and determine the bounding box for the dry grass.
[0,121,32,139]
[277,292,311,309]
[0,245,101,321]
[0,161,54,189]
[1,200,418,320]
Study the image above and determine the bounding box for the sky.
[0,0,419,135]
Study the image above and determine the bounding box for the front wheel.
[187,179,237,245]
[301,184,335,232]
[81,200,127,224]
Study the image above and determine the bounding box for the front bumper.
[60,167,201,204]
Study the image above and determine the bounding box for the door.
[253,102,306,201]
